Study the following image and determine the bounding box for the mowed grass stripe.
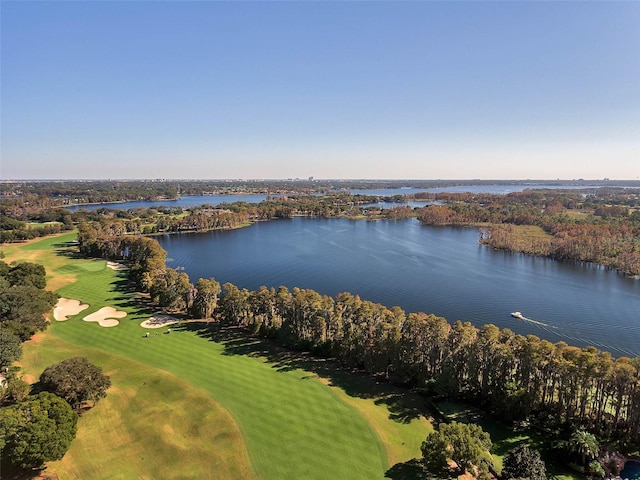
[19,332,255,480]
[28,236,389,479]
[51,315,388,478]
[11,233,432,479]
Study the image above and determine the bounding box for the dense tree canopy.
[39,357,111,410]
[0,285,58,340]
[421,421,492,475]
[0,328,22,368]
[0,392,77,469]
[502,444,547,480]
[0,260,57,340]
[192,277,221,319]
[5,261,47,289]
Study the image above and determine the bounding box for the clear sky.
[1,1,639,180]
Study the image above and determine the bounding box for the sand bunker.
[54,298,89,321]
[141,314,179,329]
[83,307,127,328]
[107,261,127,270]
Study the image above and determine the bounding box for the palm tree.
[567,430,599,467]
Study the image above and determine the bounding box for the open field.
[5,233,433,479]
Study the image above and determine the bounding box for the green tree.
[502,444,546,480]
[0,392,77,469]
[0,285,58,340]
[420,426,449,473]
[0,328,22,367]
[567,430,599,467]
[2,376,31,405]
[6,262,47,289]
[421,421,492,475]
[588,460,605,478]
[39,357,111,410]
[192,277,221,319]
[150,268,192,312]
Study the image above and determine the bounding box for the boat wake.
[511,312,553,328]
[522,316,552,327]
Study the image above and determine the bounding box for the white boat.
[511,311,525,320]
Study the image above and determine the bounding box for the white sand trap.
[141,314,179,329]
[83,307,127,327]
[54,298,89,321]
[107,261,127,270]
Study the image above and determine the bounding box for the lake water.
[158,218,640,358]
[65,194,267,211]
[346,184,627,196]
[65,184,621,211]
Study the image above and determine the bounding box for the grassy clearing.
[10,233,433,479]
[512,225,552,240]
[27,221,64,228]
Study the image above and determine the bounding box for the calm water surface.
[65,184,619,210]
[65,194,267,211]
[158,218,640,358]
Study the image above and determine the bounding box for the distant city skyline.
[2,1,639,180]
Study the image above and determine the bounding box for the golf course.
[3,232,433,479]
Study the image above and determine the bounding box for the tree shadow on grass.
[52,241,84,260]
[384,459,429,480]
[174,322,429,424]
[109,275,179,319]
[0,465,56,480]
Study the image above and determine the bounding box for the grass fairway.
[7,233,433,479]
[21,332,254,480]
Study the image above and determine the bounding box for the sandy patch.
[83,307,127,327]
[107,261,128,270]
[54,298,90,321]
[141,314,179,329]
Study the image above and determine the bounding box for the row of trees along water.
[4,179,638,205]
[76,222,640,450]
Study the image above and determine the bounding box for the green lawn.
[9,233,433,479]
[22,333,254,480]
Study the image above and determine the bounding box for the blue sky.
[2,1,639,180]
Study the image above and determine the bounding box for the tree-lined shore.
[3,182,639,275]
[74,218,640,451]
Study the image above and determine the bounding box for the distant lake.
[158,217,640,358]
[65,194,267,211]
[63,184,616,211]
[347,184,629,196]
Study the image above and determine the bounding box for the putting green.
[10,233,431,479]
